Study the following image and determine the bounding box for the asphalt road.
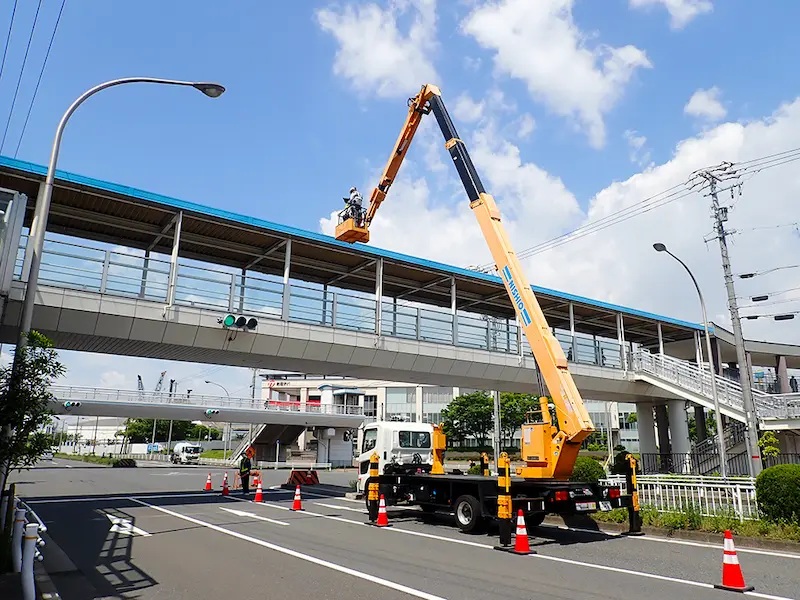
[11,458,800,600]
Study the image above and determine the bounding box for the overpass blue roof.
[0,155,704,333]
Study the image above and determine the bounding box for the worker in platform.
[239,452,252,495]
[343,186,364,226]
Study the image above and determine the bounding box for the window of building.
[386,387,416,422]
[364,395,377,418]
[422,386,452,425]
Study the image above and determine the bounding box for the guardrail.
[602,474,758,521]
[118,453,333,471]
[2,496,46,600]
[48,384,364,416]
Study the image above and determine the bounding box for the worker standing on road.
[239,452,252,495]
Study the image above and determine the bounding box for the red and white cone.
[204,473,212,491]
[253,480,263,503]
[291,485,304,511]
[715,530,754,592]
[221,472,229,496]
[375,494,390,527]
[511,509,533,554]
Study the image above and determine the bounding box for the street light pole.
[12,77,225,363]
[205,380,230,457]
[653,243,728,477]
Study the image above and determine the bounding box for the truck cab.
[356,421,434,493]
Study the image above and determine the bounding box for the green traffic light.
[223,314,236,327]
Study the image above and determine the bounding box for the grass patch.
[199,449,234,459]
[54,452,116,466]
[592,506,800,542]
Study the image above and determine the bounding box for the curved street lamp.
[653,242,728,476]
[15,77,225,355]
[205,380,231,457]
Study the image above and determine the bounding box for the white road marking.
[105,513,151,537]
[232,497,793,599]
[132,498,447,600]
[27,492,220,504]
[540,523,800,560]
[219,506,289,526]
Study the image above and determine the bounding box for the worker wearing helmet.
[343,186,364,226]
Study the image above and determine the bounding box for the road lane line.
[26,492,222,504]
[219,506,289,526]
[314,502,368,514]
[231,497,793,598]
[540,524,800,560]
[131,498,447,600]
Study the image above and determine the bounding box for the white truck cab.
[171,442,203,464]
[356,421,434,494]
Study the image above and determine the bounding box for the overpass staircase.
[631,349,798,429]
[689,422,749,476]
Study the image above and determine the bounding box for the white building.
[260,372,641,453]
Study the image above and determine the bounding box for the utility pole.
[701,167,762,477]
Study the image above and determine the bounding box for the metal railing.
[603,474,758,521]
[3,497,46,600]
[118,453,332,470]
[48,385,364,416]
[639,451,751,477]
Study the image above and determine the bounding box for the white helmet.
[350,186,358,194]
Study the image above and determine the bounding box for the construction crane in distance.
[137,371,167,400]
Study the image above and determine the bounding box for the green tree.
[499,393,538,447]
[118,419,220,444]
[758,431,780,458]
[441,391,494,447]
[0,331,66,495]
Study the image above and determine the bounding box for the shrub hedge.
[756,464,800,524]
[570,455,606,483]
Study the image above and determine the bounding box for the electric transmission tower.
[690,162,762,477]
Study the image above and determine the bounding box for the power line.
[737,284,800,301]
[13,0,66,158]
[739,297,800,311]
[0,0,18,85]
[737,264,800,279]
[0,0,43,155]
[476,143,800,271]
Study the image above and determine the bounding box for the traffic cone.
[495,510,535,555]
[374,494,390,527]
[291,485,304,511]
[204,473,212,491]
[221,472,229,496]
[715,530,754,592]
[253,480,263,503]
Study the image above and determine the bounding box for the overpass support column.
[375,258,383,336]
[636,403,657,456]
[695,406,708,442]
[616,313,627,370]
[568,302,576,360]
[654,404,670,454]
[668,400,691,474]
[694,331,703,366]
[657,322,664,355]
[166,211,183,306]
[281,239,292,321]
[451,276,458,345]
[776,355,788,393]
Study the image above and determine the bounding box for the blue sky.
[1,0,799,392]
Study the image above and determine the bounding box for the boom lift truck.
[337,84,632,540]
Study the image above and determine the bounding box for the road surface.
[11,458,800,600]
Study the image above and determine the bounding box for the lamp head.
[653,243,667,252]
[192,83,226,98]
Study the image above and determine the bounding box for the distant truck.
[171,442,203,465]
[356,421,628,533]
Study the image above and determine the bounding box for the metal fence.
[118,453,332,470]
[603,474,758,521]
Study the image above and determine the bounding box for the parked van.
[171,442,203,464]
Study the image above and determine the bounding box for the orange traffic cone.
[715,530,754,592]
[291,485,304,511]
[204,473,212,491]
[374,494,390,527]
[253,480,263,503]
[494,510,535,555]
[221,472,229,496]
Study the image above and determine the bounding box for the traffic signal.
[63,401,82,409]
[205,409,220,417]
[220,314,258,330]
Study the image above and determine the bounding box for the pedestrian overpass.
[0,155,799,454]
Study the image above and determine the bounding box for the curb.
[542,516,800,553]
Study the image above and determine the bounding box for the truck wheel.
[525,512,546,528]
[453,495,482,533]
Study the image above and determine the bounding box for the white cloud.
[623,129,651,165]
[453,93,485,123]
[461,0,652,148]
[315,0,439,99]
[629,0,713,30]
[463,56,482,72]
[684,86,727,122]
[517,113,535,139]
